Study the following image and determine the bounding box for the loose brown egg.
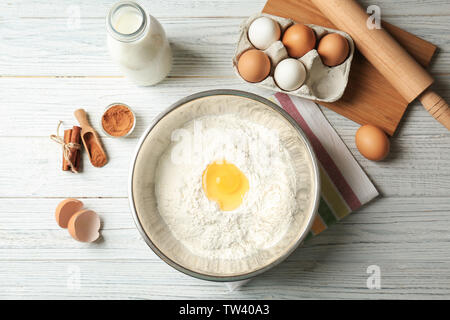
[282,24,316,58]
[355,125,390,161]
[55,198,83,228]
[68,209,101,243]
[237,49,271,83]
[317,33,349,67]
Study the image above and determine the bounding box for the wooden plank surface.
[0,0,450,299]
[1,15,449,77]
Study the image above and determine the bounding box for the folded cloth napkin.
[225,93,379,291]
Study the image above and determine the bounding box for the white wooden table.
[1,0,449,299]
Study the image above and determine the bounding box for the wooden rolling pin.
[310,0,450,130]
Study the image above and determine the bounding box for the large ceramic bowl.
[128,90,320,282]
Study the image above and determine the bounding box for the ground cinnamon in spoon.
[84,132,107,167]
[101,104,135,137]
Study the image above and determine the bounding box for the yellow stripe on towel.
[319,166,351,219]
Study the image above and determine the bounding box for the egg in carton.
[232,13,355,103]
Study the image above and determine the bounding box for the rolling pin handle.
[419,89,450,130]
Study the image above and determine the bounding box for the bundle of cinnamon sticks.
[63,126,82,172]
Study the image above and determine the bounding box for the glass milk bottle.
[106,1,172,86]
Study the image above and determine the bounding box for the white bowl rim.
[128,89,321,282]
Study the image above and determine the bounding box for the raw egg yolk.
[202,160,249,211]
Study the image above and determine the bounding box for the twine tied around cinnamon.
[50,121,81,173]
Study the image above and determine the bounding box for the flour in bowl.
[155,114,299,260]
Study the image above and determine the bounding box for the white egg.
[274,58,307,91]
[248,17,281,50]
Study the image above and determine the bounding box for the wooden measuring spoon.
[74,109,108,168]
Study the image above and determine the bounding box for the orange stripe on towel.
[311,215,327,235]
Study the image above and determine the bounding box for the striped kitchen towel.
[225,93,379,292]
[272,92,379,238]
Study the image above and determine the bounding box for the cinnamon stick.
[62,129,72,171]
[69,126,81,172]
[75,148,81,172]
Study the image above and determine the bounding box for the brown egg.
[282,24,316,58]
[355,125,390,161]
[68,209,101,243]
[317,33,349,67]
[237,49,271,83]
[55,198,83,228]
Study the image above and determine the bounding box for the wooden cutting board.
[263,0,437,135]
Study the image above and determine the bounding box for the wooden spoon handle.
[74,109,91,129]
[419,89,450,130]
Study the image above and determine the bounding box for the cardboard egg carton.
[232,13,355,103]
